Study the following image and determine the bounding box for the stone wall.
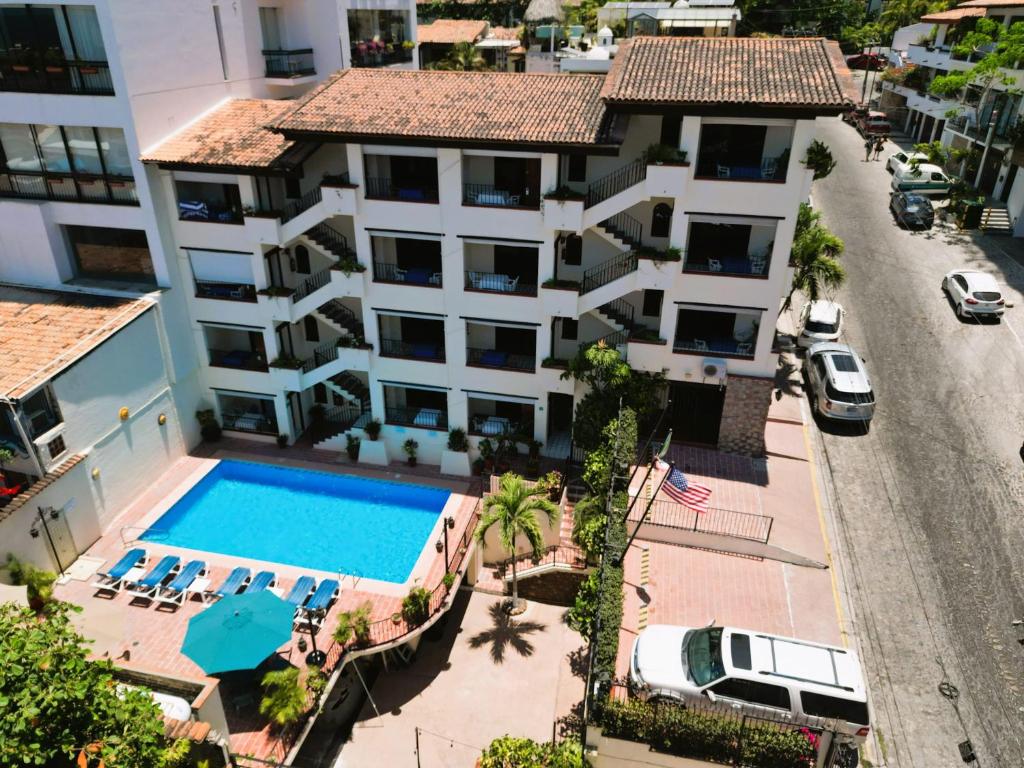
[718,374,774,457]
[514,570,589,606]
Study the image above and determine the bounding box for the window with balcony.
[21,387,61,439]
[462,155,541,209]
[364,154,438,202]
[673,307,760,359]
[217,393,278,435]
[372,236,442,287]
[67,226,155,284]
[696,123,791,182]
[205,326,268,371]
[377,314,446,362]
[384,385,448,430]
[348,10,412,67]
[466,322,536,373]
[0,123,136,204]
[0,5,112,94]
[464,243,538,296]
[468,397,534,437]
[176,180,242,223]
[188,248,256,302]
[684,220,774,277]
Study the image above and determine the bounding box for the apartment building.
[139,37,853,464]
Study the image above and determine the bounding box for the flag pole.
[616,461,674,566]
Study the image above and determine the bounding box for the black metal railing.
[683,251,769,277]
[464,270,537,296]
[320,300,364,339]
[221,411,277,435]
[696,153,789,182]
[0,56,113,95]
[385,405,448,430]
[462,183,539,209]
[627,499,773,544]
[195,280,257,302]
[601,211,642,246]
[293,267,332,302]
[373,261,442,286]
[599,297,636,332]
[207,348,268,372]
[281,186,322,222]
[0,172,137,205]
[497,543,587,578]
[580,251,638,294]
[301,338,341,373]
[322,403,368,428]
[466,347,536,372]
[468,414,527,437]
[584,329,629,353]
[585,157,646,209]
[262,48,315,78]
[379,337,445,362]
[365,176,438,203]
[673,336,755,358]
[308,221,357,262]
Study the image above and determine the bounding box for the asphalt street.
[807,116,1024,767]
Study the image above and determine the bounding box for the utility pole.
[974,106,1000,190]
[860,41,881,105]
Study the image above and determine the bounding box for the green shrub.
[402,586,432,625]
[479,735,584,767]
[447,427,468,452]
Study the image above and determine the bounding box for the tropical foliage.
[3,554,56,609]
[782,203,845,313]
[259,667,307,727]
[334,601,373,646]
[476,473,559,611]
[479,735,585,767]
[430,42,490,71]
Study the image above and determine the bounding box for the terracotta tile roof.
[0,285,154,399]
[921,6,985,21]
[272,69,615,147]
[418,19,488,44]
[489,26,523,41]
[141,99,296,170]
[601,37,856,109]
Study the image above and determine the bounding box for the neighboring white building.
[597,0,740,38]
[139,37,853,463]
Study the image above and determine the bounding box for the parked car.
[846,52,886,70]
[630,624,871,746]
[798,300,845,348]
[886,150,928,175]
[857,111,892,136]
[841,106,868,125]
[805,342,875,423]
[891,163,953,196]
[942,269,1005,320]
[890,191,935,229]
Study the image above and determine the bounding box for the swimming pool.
[141,460,451,583]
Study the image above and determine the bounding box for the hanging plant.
[803,140,836,181]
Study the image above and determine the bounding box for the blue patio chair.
[126,555,180,600]
[284,576,316,611]
[299,579,340,627]
[245,570,277,594]
[91,548,146,594]
[155,560,207,609]
[205,566,251,602]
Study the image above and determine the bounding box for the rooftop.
[418,19,489,44]
[0,285,154,400]
[488,25,523,41]
[272,69,615,148]
[140,99,299,171]
[959,0,1024,6]
[601,37,855,110]
[920,5,985,21]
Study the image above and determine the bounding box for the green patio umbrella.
[182,591,294,674]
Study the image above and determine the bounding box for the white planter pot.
[358,439,389,466]
[440,449,472,477]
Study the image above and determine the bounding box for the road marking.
[1002,315,1024,352]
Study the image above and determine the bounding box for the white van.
[890,163,952,196]
[631,624,871,745]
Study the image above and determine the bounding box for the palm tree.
[259,668,306,727]
[781,203,845,313]
[476,473,559,613]
[434,42,490,71]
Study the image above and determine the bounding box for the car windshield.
[687,628,725,686]
[825,382,875,404]
[974,291,1001,302]
[805,319,838,333]
[905,196,930,213]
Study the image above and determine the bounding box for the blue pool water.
[141,460,450,583]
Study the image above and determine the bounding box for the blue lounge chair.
[299,579,340,626]
[284,576,316,610]
[154,560,207,609]
[245,570,276,594]
[126,555,180,600]
[91,549,146,593]
[205,567,251,602]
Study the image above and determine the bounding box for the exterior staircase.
[325,371,369,409]
[315,402,371,445]
[585,157,647,209]
[579,250,639,295]
[314,299,364,341]
[596,297,638,334]
[597,212,642,249]
[980,205,1012,235]
[306,222,355,261]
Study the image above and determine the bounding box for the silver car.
[805,342,875,423]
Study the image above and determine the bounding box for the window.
[660,116,682,148]
[294,245,311,274]
[212,6,229,79]
[313,383,328,404]
[67,225,154,282]
[47,434,67,461]
[65,125,102,174]
[176,181,242,223]
[568,154,587,183]
[22,388,61,438]
[561,318,578,340]
[97,128,132,176]
[562,234,582,266]
[642,290,663,318]
[800,693,870,725]
[651,203,672,238]
[304,315,320,342]
[711,679,791,710]
[285,177,301,199]
[36,125,70,173]
[0,124,41,171]
[730,633,752,670]
[687,628,725,686]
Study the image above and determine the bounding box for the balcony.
[195,279,257,303]
[465,322,536,373]
[696,123,791,182]
[464,242,539,297]
[379,337,446,362]
[466,347,536,372]
[218,394,278,436]
[683,221,774,278]
[373,262,442,287]
[462,155,541,210]
[208,348,268,372]
[0,172,137,206]
[463,183,539,210]
[177,181,243,224]
[673,308,759,360]
[371,236,443,288]
[365,176,438,204]
[349,10,413,68]
[384,404,448,430]
[262,48,315,78]
[464,270,536,296]
[468,398,534,437]
[0,56,113,95]
[205,327,267,371]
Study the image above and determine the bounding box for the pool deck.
[53,443,481,763]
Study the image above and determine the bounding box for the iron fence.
[292,267,331,302]
[585,157,647,208]
[601,211,642,245]
[627,498,773,544]
[0,57,114,95]
[262,48,315,78]
[465,347,536,372]
[580,251,638,294]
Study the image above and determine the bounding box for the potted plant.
[472,457,485,476]
[403,438,418,467]
[441,427,472,476]
[443,572,456,592]
[478,438,495,472]
[536,470,563,502]
[3,555,56,612]
[447,427,468,453]
[276,434,288,448]
[195,409,221,442]
[346,434,360,461]
[43,47,64,73]
[525,439,542,478]
[401,585,432,625]
[334,601,373,646]
[402,39,415,51]
[10,47,32,73]
[391,611,402,625]
[363,419,382,441]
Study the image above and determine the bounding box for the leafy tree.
[737,0,866,38]
[880,0,955,37]
[476,473,559,612]
[479,735,584,767]
[0,602,169,767]
[431,42,490,71]
[0,446,14,471]
[782,203,844,314]
[4,553,57,609]
[259,667,307,727]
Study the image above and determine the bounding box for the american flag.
[662,467,712,512]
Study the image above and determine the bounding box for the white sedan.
[886,150,928,176]
[942,269,1005,320]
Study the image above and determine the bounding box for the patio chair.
[154,560,208,610]
[283,575,316,613]
[467,270,483,289]
[749,255,767,275]
[708,259,723,272]
[204,566,250,602]
[91,548,146,594]
[245,570,277,594]
[692,339,709,352]
[760,157,778,179]
[508,194,521,206]
[125,555,181,601]
[299,579,341,626]
[507,276,520,292]
[736,342,753,355]
[716,164,731,178]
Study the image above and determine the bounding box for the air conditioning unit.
[702,357,728,381]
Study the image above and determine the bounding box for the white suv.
[631,624,871,746]
[797,300,844,348]
[805,342,875,423]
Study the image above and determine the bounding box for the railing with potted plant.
[293,267,332,302]
[0,55,114,95]
[0,171,137,205]
[300,338,342,373]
